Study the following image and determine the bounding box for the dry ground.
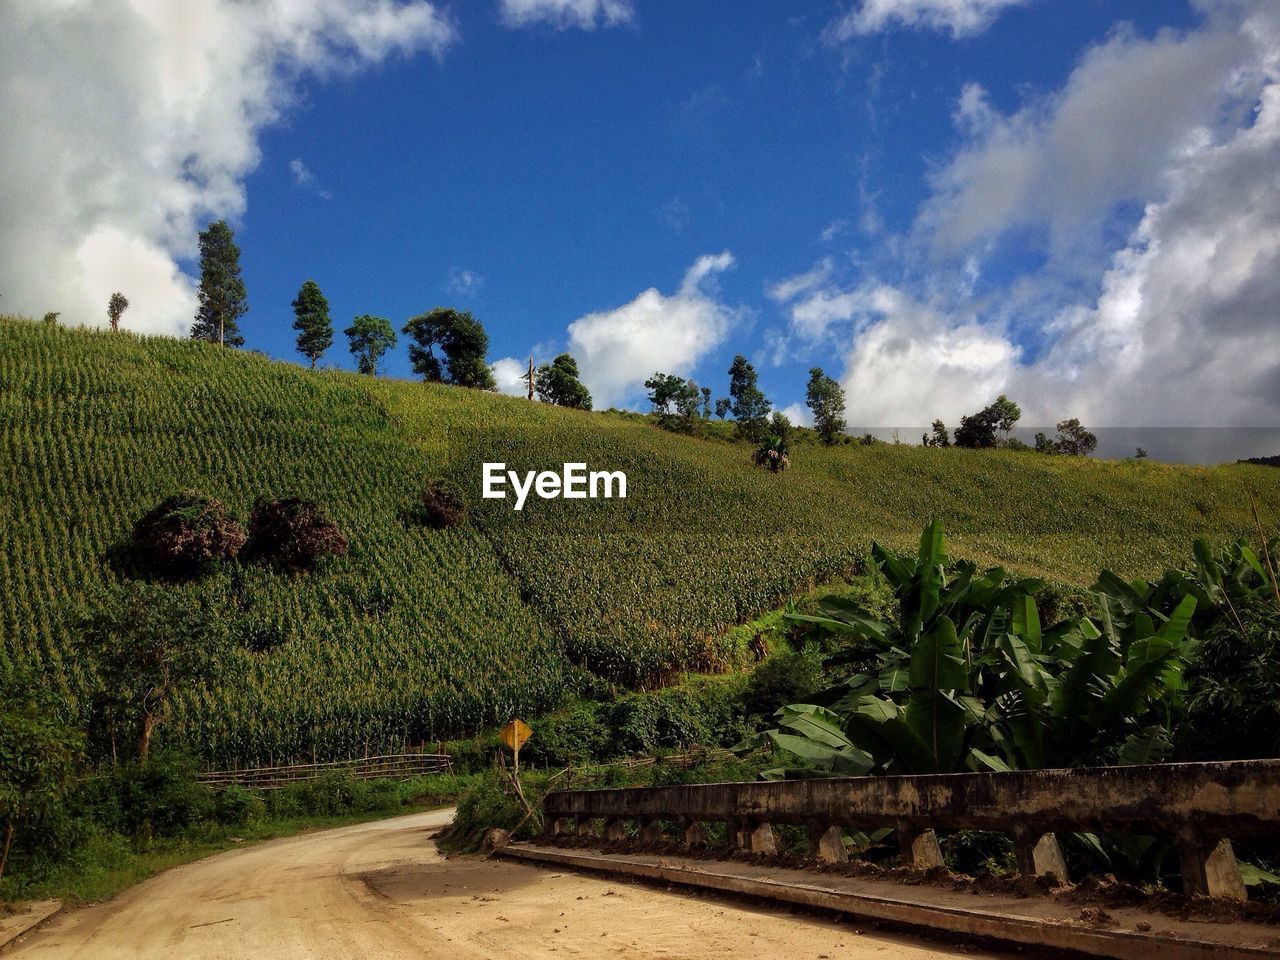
[7,809,1001,960]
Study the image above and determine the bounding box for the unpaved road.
[10,809,1000,959]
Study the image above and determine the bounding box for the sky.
[2,0,1279,428]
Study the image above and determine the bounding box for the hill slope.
[3,318,1278,765]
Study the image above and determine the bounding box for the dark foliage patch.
[130,491,246,575]
[415,479,467,529]
[247,498,347,570]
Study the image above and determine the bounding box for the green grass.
[3,316,1278,766]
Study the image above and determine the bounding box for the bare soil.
[5,810,1006,960]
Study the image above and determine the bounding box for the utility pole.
[525,355,535,400]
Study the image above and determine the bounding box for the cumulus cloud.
[786,0,1280,427]
[498,0,633,30]
[567,252,738,408]
[827,0,1033,39]
[491,356,530,397]
[779,402,813,428]
[797,282,1018,426]
[0,0,455,336]
[1018,75,1280,426]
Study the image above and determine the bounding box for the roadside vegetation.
[0,757,469,905]
[728,520,1280,893]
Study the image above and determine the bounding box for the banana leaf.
[909,615,968,693]
[1011,594,1042,652]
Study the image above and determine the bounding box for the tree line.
[79,218,1100,458]
[922,394,1099,457]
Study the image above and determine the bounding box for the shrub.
[741,646,823,718]
[604,678,747,757]
[213,784,266,826]
[247,498,347,570]
[1179,600,1280,761]
[115,753,213,838]
[520,703,609,767]
[301,771,361,815]
[416,480,467,529]
[131,491,245,574]
[264,785,307,820]
[438,770,548,851]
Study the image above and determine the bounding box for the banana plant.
[736,520,1201,778]
[734,704,874,779]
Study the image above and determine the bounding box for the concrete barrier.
[543,759,1280,900]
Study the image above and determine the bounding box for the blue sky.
[4,0,1278,426]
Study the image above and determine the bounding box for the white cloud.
[919,21,1251,257]
[1016,75,1280,426]
[447,268,486,295]
[768,258,866,341]
[567,252,738,408]
[498,0,633,30]
[0,0,455,336]
[827,0,1033,40]
[820,219,849,243]
[779,403,813,428]
[806,0,1280,428]
[661,196,690,235]
[834,285,1018,426]
[289,158,333,199]
[491,356,530,397]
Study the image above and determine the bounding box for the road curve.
[11,809,995,959]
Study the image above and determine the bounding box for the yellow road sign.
[501,718,532,753]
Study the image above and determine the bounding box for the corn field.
[2,317,1278,766]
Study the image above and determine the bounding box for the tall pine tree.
[291,280,333,368]
[191,220,247,347]
[728,354,770,442]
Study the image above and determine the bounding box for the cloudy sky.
[2,0,1278,426]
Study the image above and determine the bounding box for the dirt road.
[10,809,999,959]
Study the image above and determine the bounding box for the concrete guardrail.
[542,759,1280,901]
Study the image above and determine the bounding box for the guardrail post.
[809,824,847,863]
[552,817,575,836]
[1178,833,1246,901]
[749,822,778,855]
[639,818,664,844]
[682,819,707,847]
[1013,828,1070,882]
[897,823,944,869]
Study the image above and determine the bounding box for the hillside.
[3,317,1278,766]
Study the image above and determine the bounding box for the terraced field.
[2,317,1277,764]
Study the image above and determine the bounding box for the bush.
[741,646,823,718]
[416,480,467,529]
[213,785,266,826]
[604,678,748,757]
[520,703,610,767]
[438,770,548,851]
[115,753,213,838]
[440,735,501,774]
[264,785,307,820]
[247,498,347,570]
[131,491,246,574]
[1179,600,1280,761]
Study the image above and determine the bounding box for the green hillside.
[3,317,1278,766]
